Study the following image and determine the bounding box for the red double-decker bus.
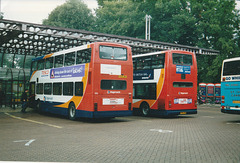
[132,50,197,116]
[29,42,133,119]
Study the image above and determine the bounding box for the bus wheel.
[68,103,76,120]
[140,102,150,116]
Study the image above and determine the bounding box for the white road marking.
[150,129,173,133]
[4,112,62,129]
[14,139,36,146]
[226,123,240,125]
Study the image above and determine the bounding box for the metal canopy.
[0,19,219,56]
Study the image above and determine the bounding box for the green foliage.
[44,0,240,83]
[94,1,145,38]
[43,0,95,31]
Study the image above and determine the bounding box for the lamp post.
[145,14,152,40]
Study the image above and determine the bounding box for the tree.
[43,0,95,31]
[94,1,145,38]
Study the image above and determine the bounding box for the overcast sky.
[1,0,240,24]
[0,0,98,24]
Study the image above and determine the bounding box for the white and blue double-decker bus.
[221,57,240,114]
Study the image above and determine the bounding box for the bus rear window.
[173,82,193,87]
[173,53,192,65]
[101,80,127,90]
[100,46,127,60]
[223,61,240,76]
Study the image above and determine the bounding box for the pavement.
[0,105,34,113]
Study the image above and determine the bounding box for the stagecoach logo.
[107,91,121,94]
[50,65,85,79]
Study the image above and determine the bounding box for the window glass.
[223,60,240,76]
[65,52,75,66]
[53,83,62,95]
[173,53,192,65]
[3,53,14,68]
[133,83,156,99]
[44,83,52,95]
[25,55,35,69]
[63,82,73,96]
[54,55,63,68]
[13,54,25,69]
[101,80,126,90]
[38,59,45,70]
[75,82,83,96]
[173,82,193,87]
[45,57,53,69]
[31,61,37,71]
[36,83,43,94]
[76,49,91,64]
[152,54,165,69]
[99,46,127,60]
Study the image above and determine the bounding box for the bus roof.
[132,50,193,58]
[223,57,240,63]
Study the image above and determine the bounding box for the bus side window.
[36,83,43,94]
[75,82,83,96]
[76,49,91,64]
[152,54,165,69]
[45,57,53,69]
[31,61,37,71]
[65,52,75,67]
[63,82,73,96]
[37,59,45,70]
[44,83,52,95]
[53,83,62,95]
[54,55,64,68]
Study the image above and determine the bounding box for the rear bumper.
[76,110,132,118]
[221,109,240,114]
[133,108,197,116]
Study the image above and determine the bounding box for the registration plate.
[180,112,187,115]
[102,98,124,105]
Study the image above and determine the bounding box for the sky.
[0,0,240,24]
[0,0,98,24]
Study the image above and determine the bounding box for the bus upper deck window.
[173,53,192,65]
[55,55,63,68]
[65,52,75,67]
[99,46,127,61]
[45,57,53,69]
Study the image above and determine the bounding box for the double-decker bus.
[221,57,240,114]
[132,50,197,116]
[29,42,133,119]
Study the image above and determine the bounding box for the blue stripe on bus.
[133,108,197,116]
[39,101,132,118]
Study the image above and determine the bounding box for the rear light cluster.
[194,100,197,107]
[221,96,225,103]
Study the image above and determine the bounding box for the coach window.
[63,82,73,96]
[31,61,37,71]
[65,52,75,67]
[44,83,52,95]
[54,55,64,68]
[101,80,126,90]
[36,83,43,94]
[142,56,151,69]
[152,54,165,69]
[76,49,91,64]
[38,59,45,70]
[133,83,156,100]
[53,83,62,95]
[75,82,83,96]
[45,57,54,69]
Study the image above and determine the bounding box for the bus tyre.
[140,102,150,116]
[69,103,77,120]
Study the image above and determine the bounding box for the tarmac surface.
[0,104,239,163]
